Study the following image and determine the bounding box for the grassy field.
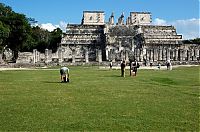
[0,66,199,131]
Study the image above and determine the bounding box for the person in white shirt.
[60,67,69,82]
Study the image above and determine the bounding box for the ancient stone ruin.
[13,11,200,66]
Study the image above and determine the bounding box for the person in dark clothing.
[109,60,113,70]
[121,60,126,77]
[131,61,140,76]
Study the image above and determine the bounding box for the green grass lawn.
[0,66,199,131]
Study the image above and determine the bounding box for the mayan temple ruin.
[15,11,200,65]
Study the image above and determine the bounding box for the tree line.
[0,3,62,62]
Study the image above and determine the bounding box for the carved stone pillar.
[154,49,158,61]
[179,49,183,61]
[72,49,76,63]
[125,51,129,62]
[45,49,52,63]
[162,48,166,61]
[187,50,191,61]
[131,39,135,51]
[33,49,37,63]
[140,49,143,62]
[191,49,196,61]
[85,48,89,63]
[136,48,140,61]
[183,49,187,61]
[119,41,122,51]
[146,49,150,61]
[149,49,153,62]
[175,49,179,61]
[58,48,63,63]
[98,49,102,63]
[166,48,170,61]
[0,54,2,63]
[158,48,162,61]
[106,47,109,61]
[196,49,199,60]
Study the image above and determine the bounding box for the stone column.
[187,50,191,61]
[196,49,199,60]
[149,49,153,62]
[179,49,183,61]
[33,49,37,63]
[45,49,51,63]
[158,48,162,61]
[72,49,76,63]
[191,49,197,61]
[0,54,3,63]
[120,50,124,60]
[119,41,122,51]
[85,48,89,63]
[136,48,140,61]
[58,48,63,63]
[162,48,166,61]
[106,47,109,61]
[97,49,102,63]
[166,48,170,61]
[131,39,135,52]
[154,49,158,62]
[182,49,187,61]
[146,49,150,62]
[125,51,129,62]
[175,49,179,61]
[140,48,143,62]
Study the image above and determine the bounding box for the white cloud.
[153,18,200,40]
[153,18,167,25]
[39,23,59,32]
[59,21,68,32]
[32,21,68,32]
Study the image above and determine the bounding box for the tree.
[183,38,200,44]
[49,28,62,52]
[0,3,31,61]
[5,13,31,61]
[0,21,10,51]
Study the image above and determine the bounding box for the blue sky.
[1,0,199,39]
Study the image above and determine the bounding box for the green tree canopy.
[0,2,62,61]
[0,3,31,61]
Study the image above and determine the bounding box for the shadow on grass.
[104,74,125,78]
[42,81,70,84]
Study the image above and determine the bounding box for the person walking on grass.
[109,60,113,70]
[121,60,126,77]
[60,66,70,83]
[131,60,140,77]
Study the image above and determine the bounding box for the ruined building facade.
[16,11,200,65]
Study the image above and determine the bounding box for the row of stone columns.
[143,48,200,62]
[48,48,102,63]
[33,49,40,63]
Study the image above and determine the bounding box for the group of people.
[59,59,173,83]
[120,60,140,77]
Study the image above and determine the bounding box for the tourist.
[60,66,70,83]
[169,61,172,70]
[109,60,113,69]
[158,63,161,70]
[131,60,140,76]
[166,60,171,70]
[150,61,153,67]
[121,60,126,77]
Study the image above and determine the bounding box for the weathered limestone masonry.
[16,11,200,65]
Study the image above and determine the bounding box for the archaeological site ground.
[0,66,199,131]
